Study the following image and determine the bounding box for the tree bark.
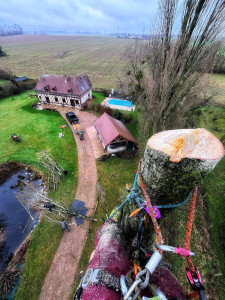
[140,128,224,205]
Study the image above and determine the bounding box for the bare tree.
[122,0,225,144]
[213,40,225,73]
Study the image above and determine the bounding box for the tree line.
[0,24,23,36]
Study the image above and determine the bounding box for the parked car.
[65,112,78,124]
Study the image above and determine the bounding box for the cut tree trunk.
[140,128,224,205]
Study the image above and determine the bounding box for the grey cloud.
[0,0,158,33]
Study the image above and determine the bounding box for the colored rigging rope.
[138,161,164,254]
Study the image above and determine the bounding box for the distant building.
[11,76,31,86]
[95,112,137,154]
[34,73,92,107]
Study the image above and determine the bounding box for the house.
[95,112,137,154]
[34,73,92,107]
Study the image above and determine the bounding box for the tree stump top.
[148,128,224,162]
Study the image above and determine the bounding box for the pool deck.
[102,97,135,111]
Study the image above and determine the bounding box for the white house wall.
[37,90,92,107]
[81,90,92,105]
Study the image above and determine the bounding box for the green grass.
[0,91,78,299]
[193,105,225,298]
[209,74,225,106]
[0,79,9,85]
[92,91,106,104]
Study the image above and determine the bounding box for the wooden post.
[140,128,224,206]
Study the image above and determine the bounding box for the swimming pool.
[108,99,133,108]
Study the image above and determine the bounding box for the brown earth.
[0,34,86,47]
[38,105,98,300]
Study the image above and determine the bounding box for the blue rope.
[154,192,191,209]
[105,172,139,222]
[105,171,192,222]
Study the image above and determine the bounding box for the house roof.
[34,73,92,96]
[95,112,137,147]
[14,76,30,82]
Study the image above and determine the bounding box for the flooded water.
[0,170,42,273]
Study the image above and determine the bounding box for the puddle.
[0,170,43,274]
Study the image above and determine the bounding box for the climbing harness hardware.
[74,268,121,299]
[155,244,195,257]
[123,250,162,299]
[82,268,120,290]
[186,268,204,290]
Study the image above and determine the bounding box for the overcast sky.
[0,0,159,34]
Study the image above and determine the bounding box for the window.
[62,98,66,103]
[55,97,58,102]
[39,95,42,99]
[109,141,126,149]
[75,100,79,105]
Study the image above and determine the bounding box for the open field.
[0,35,130,88]
[0,35,224,102]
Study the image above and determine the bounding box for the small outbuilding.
[11,76,31,86]
[95,112,137,154]
[34,73,92,107]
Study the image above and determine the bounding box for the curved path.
[39,108,98,300]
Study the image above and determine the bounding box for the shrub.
[122,114,132,123]
[0,46,6,57]
[104,107,113,116]
[94,103,101,112]
[112,109,123,120]
[0,69,14,80]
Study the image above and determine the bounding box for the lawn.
[193,105,225,298]
[0,91,78,299]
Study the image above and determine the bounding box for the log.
[140,128,224,205]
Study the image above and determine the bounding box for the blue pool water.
[108,99,133,107]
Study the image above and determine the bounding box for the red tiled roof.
[34,73,91,96]
[95,112,137,147]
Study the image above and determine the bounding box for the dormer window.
[44,85,50,92]
[67,88,73,93]
[81,86,84,91]
[52,86,57,91]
